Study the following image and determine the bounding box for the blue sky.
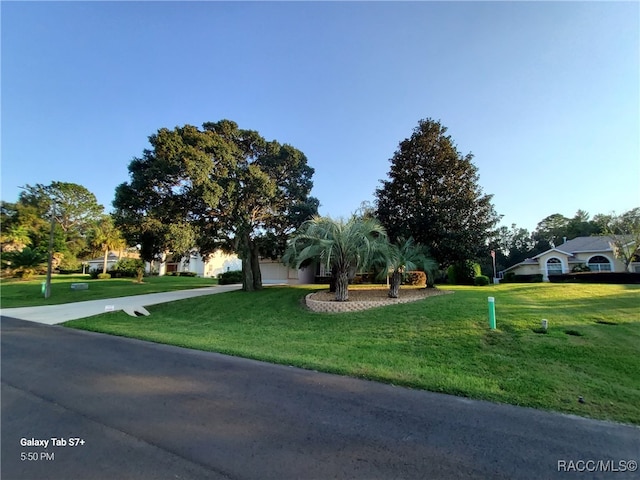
[2,1,638,233]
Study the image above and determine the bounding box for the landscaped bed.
[306,285,453,312]
[64,283,640,424]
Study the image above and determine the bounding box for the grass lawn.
[0,274,220,308]
[66,283,640,424]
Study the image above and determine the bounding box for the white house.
[147,250,312,284]
[502,236,639,281]
[86,252,121,273]
[149,250,242,278]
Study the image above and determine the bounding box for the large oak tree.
[113,120,317,291]
[375,119,500,267]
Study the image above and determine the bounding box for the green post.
[41,282,46,295]
[488,296,496,329]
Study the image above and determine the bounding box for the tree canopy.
[604,208,640,270]
[375,118,500,267]
[113,120,318,291]
[1,182,106,270]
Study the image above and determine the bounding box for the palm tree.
[284,216,389,301]
[384,237,438,298]
[90,216,126,274]
[3,246,47,279]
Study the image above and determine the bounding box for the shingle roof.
[552,236,615,253]
[503,236,620,272]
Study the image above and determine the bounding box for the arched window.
[547,257,563,276]
[587,255,611,272]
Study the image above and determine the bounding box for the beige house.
[259,258,315,285]
[502,236,639,281]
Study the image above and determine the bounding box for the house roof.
[502,258,538,273]
[532,236,615,259]
[502,236,619,273]
[86,253,120,263]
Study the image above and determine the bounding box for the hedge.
[501,273,543,283]
[548,272,640,284]
[218,270,243,284]
[405,271,427,286]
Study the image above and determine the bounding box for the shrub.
[405,271,427,286]
[89,269,100,279]
[58,268,83,275]
[501,273,543,283]
[474,275,490,286]
[572,264,591,273]
[447,261,481,285]
[4,247,47,280]
[548,272,640,284]
[97,273,111,280]
[110,258,145,278]
[178,271,197,277]
[218,270,243,285]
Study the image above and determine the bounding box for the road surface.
[2,316,638,479]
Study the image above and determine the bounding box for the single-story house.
[147,250,312,284]
[85,252,125,273]
[149,250,242,278]
[501,236,639,281]
[259,258,315,285]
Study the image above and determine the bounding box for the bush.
[58,268,83,275]
[89,269,100,279]
[474,275,490,286]
[178,271,197,277]
[501,273,543,283]
[97,273,111,280]
[110,258,145,278]
[548,272,640,284]
[405,271,427,286]
[572,264,591,273]
[447,261,481,285]
[218,270,243,285]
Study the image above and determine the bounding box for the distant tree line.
[1,182,126,277]
[484,208,640,274]
[4,117,637,287]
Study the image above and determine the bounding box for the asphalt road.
[2,316,638,480]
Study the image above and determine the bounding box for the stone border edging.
[305,290,453,313]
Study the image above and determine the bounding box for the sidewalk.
[0,284,243,325]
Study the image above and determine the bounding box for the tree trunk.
[102,248,109,275]
[329,269,337,292]
[388,271,402,298]
[335,270,349,301]
[250,241,262,290]
[242,256,255,291]
[239,230,262,292]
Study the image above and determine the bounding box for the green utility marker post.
[41,282,46,296]
[488,297,496,329]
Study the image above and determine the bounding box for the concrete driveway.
[2,315,638,480]
[0,284,243,324]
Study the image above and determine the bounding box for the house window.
[546,258,563,276]
[587,255,612,272]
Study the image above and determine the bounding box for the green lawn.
[0,274,220,308]
[65,283,640,424]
